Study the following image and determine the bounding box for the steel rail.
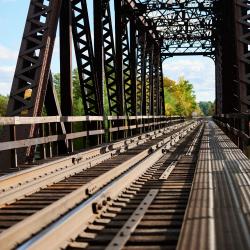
[13,121,199,250]
[64,122,204,250]
[0,121,190,207]
[0,121,199,250]
[186,124,204,156]
[104,123,204,250]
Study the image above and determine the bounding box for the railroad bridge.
[0,0,249,249]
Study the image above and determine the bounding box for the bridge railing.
[213,113,250,153]
[0,115,184,167]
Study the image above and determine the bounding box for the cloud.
[0,66,15,74]
[163,56,215,102]
[0,82,11,95]
[0,44,17,60]
[163,60,204,73]
[0,65,15,95]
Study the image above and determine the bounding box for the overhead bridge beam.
[162,52,215,57]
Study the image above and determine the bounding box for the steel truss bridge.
[0,0,250,249]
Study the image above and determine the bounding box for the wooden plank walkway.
[177,120,250,250]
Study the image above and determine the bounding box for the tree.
[199,101,215,116]
[163,76,201,117]
[0,95,8,116]
[53,69,84,115]
[72,69,84,115]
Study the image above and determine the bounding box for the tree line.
[0,71,214,117]
[164,76,198,116]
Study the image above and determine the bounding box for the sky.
[0,0,215,102]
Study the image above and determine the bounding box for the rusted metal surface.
[0,0,248,188]
[0,0,63,166]
[159,161,177,180]
[106,189,159,250]
[0,122,188,206]
[51,122,202,250]
[0,116,183,171]
[0,0,249,248]
[0,122,198,249]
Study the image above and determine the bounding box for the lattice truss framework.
[1,0,250,166]
[135,0,216,56]
[3,0,250,117]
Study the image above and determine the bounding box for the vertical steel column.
[0,0,62,169]
[149,43,154,115]
[93,0,105,144]
[115,0,124,115]
[233,0,250,152]
[102,2,119,115]
[71,0,103,115]
[145,47,151,115]
[60,0,73,152]
[122,17,134,116]
[129,16,137,115]
[233,0,250,113]
[6,0,61,117]
[159,56,166,115]
[154,47,160,115]
[94,0,104,108]
[136,32,143,115]
[219,0,238,113]
[141,32,147,115]
[215,42,223,115]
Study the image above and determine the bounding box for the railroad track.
[0,121,189,206]
[0,120,201,249]
[62,124,204,250]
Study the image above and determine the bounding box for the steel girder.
[214,0,250,114]
[88,0,164,117]
[3,0,166,120]
[1,0,63,166]
[5,0,245,167]
[102,2,121,115]
[134,0,216,57]
[233,0,250,113]
[71,0,103,115]
[214,0,236,114]
[129,17,138,115]
[136,32,145,115]
[6,0,61,117]
[122,16,134,116]
[159,57,166,115]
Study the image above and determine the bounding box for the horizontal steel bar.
[0,115,182,125]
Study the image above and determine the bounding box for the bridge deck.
[0,120,249,249]
[177,121,250,250]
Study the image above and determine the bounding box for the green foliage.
[103,82,110,116]
[163,76,202,117]
[53,73,60,99]
[0,71,208,120]
[199,101,215,116]
[54,72,206,118]
[0,95,8,116]
[0,95,8,134]
[53,69,84,115]
[72,69,84,115]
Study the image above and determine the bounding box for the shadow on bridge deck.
[177,121,250,250]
